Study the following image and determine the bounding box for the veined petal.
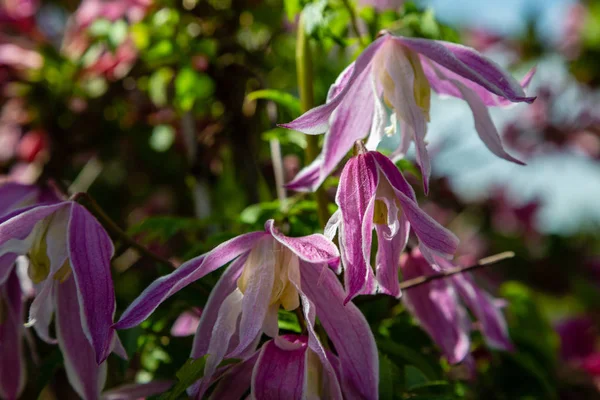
[114,231,265,330]
[359,197,377,297]
[266,220,339,266]
[336,153,378,302]
[232,237,276,356]
[0,270,26,400]
[55,275,107,400]
[432,67,525,165]
[285,155,325,193]
[401,251,471,364]
[68,203,116,365]
[327,62,355,102]
[422,58,536,107]
[191,254,247,358]
[450,272,513,351]
[280,36,386,134]
[373,152,459,256]
[0,182,39,217]
[27,279,56,344]
[365,75,387,151]
[324,209,341,242]
[208,352,259,400]
[396,37,536,103]
[374,214,409,298]
[289,263,343,400]
[300,261,378,399]
[252,339,306,400]
[101,381,174,400]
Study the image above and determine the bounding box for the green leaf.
[175,67,214,111]
[261,127,307,149]
[88,19,112,38]
[148,67,174,106]
[302,0,329,35]
[240,200,281,225]
[378,338,440,380]
[379,353,402,400]
[158,356,207,400]
[278,309,302,333]
[246,89,301,115]
[283,0,301,21]
[128,216,207,244]
[108,19,129,48]
[405,365,429,390]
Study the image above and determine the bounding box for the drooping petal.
[27,280,56,344]
[191,254,247,358]
[300,261,379,399]
[289,262,343,399]
[285,155,324,193]
[0,270,26,400]
[0,182,39,217]
[327,62,355,102]
[401,251,471,364]
[365,76,387,151]
[68,203,116,364]
[450,272,513,351]
[232,237,276,356]
[101,381,174,400]
[208,352,259,400]
[336,153,378,301]
[395,37,536,103]
[266,220,340,266]
[359,197,377,296]
[115,232,265,330]
[422,58,536,107]
[374,214,409,298]
[280,36,386,134]
[252,339,306,400]
[434,69,524,165]
[55,275,107,400]
[324,209,341,241]
[373,152,459,257]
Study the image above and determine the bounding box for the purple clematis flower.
[325,144,459,301]
[401,249,513,365]
[282,31,535,193]
[0,195,126,399]
[206,334,345,400]
[115,220,379,400]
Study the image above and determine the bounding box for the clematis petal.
[336,153,378,302]
[285,155,324,193]
[280,36,386,135]
[252,339,306,400]
[324,209,341,242]
[395,37,536,103]
[55,275,107,400]
[299,261,379,399]
[208,352,259,400]
[327,62,355,102]
[365,76,387,151]
[422,58,536,107]
[68,203,116,364]
[27,280,56,344]
[0,270,26,400]
[289,263,343,399]
[191,254,247,358]
[101,380,174,400]
[450,272,513,351]
[401,251,471,364]
[232,237,276,356]
[115,231,265,330]
[373,152,459,257]
[438,71,525,165]
[0,182,39,216]
[266,220,340,266]
[359,197,377,296]
[374,214,409,298]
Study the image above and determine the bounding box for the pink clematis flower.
[115,220,379,400]
[401,249,512,365]
[206,334,346,399]
[0,187,126,399]
[325,144,459,301]
[283,31,535,193]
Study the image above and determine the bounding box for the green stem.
[296,12,330,228]
[341,0,366,47]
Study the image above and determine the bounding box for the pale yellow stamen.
[27,232,51,284]
[373,199,389,225]
[305,348,324,397]
[54,260,72,283]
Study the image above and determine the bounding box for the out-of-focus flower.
[0,192,126,399]
[401,249,512,366]
[170,308,202,337]
[0,0,39,34]
[115,220,379,400]
[207,334,346,399]
[0,41,43,70]
[357,0,403,11]
[325,144,458,301]
[17,129,48,163]
[283,31,535,193]
[557,3,587,60]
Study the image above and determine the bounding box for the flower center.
[27,226,51,284]
[237,240,300,311]
[373,199,388,225]
[54,260,72,283]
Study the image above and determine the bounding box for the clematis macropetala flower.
[115,220,379,400]
[283,31,535,193]
[206,334,346,399]
[0,194,125,399]
[325,143,459,301]
[401,249,512,366]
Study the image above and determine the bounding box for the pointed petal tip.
[518,96,537,104]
